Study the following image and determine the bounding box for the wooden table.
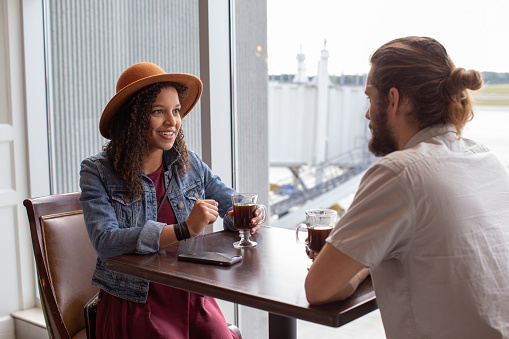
[106,226,377,339]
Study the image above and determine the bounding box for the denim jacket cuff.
[223,207,237,232]
[136,220,166,254]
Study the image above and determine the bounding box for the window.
[266,0,509,337]
[39,0,269,336]
[0,2,8,125]
[266,0,509,228]
[45,0,203,194]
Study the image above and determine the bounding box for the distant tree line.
[268,74,368,85]
[269,72,509,85]
[332,73,509,86]
[482,72,509,85]
[329,75,367,86]
[269,74,296,82]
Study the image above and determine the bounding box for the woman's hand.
[186,199,219,237]
[228,206,265,234]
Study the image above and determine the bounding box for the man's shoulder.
[374,147,427,173]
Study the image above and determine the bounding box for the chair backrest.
[24,193,99,339]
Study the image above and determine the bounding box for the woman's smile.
[157,130,177,140]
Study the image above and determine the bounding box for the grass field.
[473,84,509,106]
[477,84,509,95]
[474,99,509,106]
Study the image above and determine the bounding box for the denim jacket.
[79,148,236,303]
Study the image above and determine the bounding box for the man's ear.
[387,87,400,117]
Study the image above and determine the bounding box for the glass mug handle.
[295,223,307,244]
[253,204,267,225]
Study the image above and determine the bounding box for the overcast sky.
[267,0,509,76]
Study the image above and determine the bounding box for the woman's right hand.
[185,199,219,237]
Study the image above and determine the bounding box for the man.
[305,36,509,338]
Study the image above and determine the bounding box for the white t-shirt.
[328,124,509,338]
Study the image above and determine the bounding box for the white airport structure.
[268,44,374,227]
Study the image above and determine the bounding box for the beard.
[368,105,399,157]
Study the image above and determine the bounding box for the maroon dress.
[96,163,238,339]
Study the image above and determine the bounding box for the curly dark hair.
[103,82,190,199]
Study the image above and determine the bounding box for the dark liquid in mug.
[308,225,333,252]
[233,203,256,229]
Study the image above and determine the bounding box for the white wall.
[0,1,38,338]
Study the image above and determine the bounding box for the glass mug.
[296,209,337,263]
[231,193,267,248]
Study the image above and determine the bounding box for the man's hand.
[305,243,368,304]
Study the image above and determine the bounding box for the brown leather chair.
[24,192,99,339]
[24,192,242,339]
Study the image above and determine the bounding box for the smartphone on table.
[178,251,242,266]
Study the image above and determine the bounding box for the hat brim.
[99,73,203,139]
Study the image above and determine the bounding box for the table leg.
[268,313,297,339]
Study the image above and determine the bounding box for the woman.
[80,62,263,338]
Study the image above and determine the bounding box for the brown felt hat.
[99,62,203,139]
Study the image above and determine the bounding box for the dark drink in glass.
[308,225,333,252]
[231,193,267,249]
[233,203,256,229]
[296,209,337,268]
